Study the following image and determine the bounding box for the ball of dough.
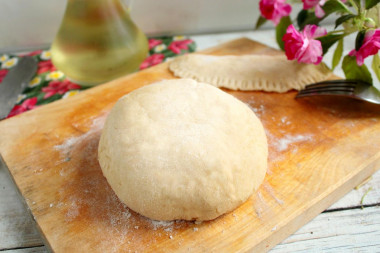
[98,79,268,221]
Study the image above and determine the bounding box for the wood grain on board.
[0,38,380,253]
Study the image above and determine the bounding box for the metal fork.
[296,79,380,105]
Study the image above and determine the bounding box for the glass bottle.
[51,0,148,86]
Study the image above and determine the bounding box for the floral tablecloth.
[0,36,196,118]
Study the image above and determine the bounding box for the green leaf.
[355,30,366,51]
[297,1,352,30]
[188,42,197,52]
[372,53,380,82]
[342,55,373,84]
[276,16,292,50]
[297,10,319,30]
[255,16,267,30]
[297,9,309,29]
[323,0,352,16]
[353,0,362,9]
[365,0,379,9]
[332,38,344,70]
[163,51,176,58]
[335,14,356,28]
[38,93,62,104]
[317,33,345,55]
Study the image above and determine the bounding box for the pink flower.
[7,97,38,118]
[42,79,81,99]
[148,39,162,50]
[168,39,193,54]
[139,54,165,70]
[259,0,292,25]
[37,60,56,74]
[302,0,326,18]
[283,24,327,65]
[0,69,9,83]
[348,29,380,66]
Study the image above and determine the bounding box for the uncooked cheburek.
[169,54,331,92]
[98,79,268,221]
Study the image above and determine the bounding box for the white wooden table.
[1,29,379,252]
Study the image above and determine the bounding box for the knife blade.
[0,56,38,119]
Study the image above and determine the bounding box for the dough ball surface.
[98,78,268,221]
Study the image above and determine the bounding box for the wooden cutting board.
[1,38,380,253]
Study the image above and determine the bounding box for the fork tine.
[301,86,354,92]
[298,86,354,95]
[304,81,356,90]
[305,79,358,85]
[296,79,379,104]
[296,90,353,98]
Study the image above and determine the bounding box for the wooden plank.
[1,167,378,252]
[0,38,380,253]
[272,206,380,252]
[3,206,380,253]
[1,163,379,252]
[0,162,44,250]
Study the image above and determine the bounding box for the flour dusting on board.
[54,115,106,160]
[249,102,315,163]
[150,220,174,230]
[272,133,314,152]
[263,182,284,205]
[252,191,267,218]
[249,101,317,212]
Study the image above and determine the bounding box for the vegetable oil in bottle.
[51,0,148,86]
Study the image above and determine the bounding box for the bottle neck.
[64,0,129,21]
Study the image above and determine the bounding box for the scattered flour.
[280,116,291,125]
[65,199,80,221]
[275,134,314,152]
[54,137,81,153]
[122,210,131,219]
[150,220,174,231]
[266,130,314,154]
[33,168,44,174]
[164,227,173,232]
[54,115,106,162]
[263,182,284,206]
[249,102,314,155]
[253,191,266,218]
[250,104,265,115]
